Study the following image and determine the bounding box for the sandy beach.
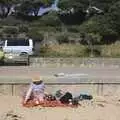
[0,96,120,120]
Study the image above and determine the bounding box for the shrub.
[40,45,50,57]
[79,15,118,44]
[0,16,23,26]
[56,34,69,44]
[101,42,120,57]
[27,28,44,41]
[3,27,19,35]
[39,44,89,57]
[19,25,29,33]
[39,12,62,27]
[67,26,80,33]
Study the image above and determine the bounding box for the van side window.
[7,39,29,46]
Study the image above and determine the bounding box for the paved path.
[0,66,120,81]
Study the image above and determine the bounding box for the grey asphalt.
[0,66,120,83]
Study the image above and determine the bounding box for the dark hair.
[33,80,43,85]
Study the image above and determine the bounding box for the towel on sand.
[22,98,78,108]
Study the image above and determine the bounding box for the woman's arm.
[24,84,33,104]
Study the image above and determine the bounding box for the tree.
[16,0,54,17]
[58,0,89,12]
[39,12,62,26]
[79,14,118,44]
[108,1,120,34]
[58,0,89,25]
[90,0,119,12]
[0,0,19,18]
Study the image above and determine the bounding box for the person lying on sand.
[23,76,45,104]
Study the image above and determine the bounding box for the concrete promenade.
[0,66,120,96]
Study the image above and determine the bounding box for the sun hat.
[32,76,42,82]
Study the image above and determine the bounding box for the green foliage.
[0,16,23,26]
[56,34,69,44]
[67,26,80,33]
[18,25,29,33]
[1,0,120,58]
[39,0,54,5]
[27,28,44,41]
[39,12,61,27]
[16,1,34,15]
[0,0,17,4]
[108,1,120,33]
[79,15,118,43]
[3,27,18,35]
[39,43,120,57]
[101,42,120,57]
[58,0,89,11]
[91,0,119,12]
[39,44,101,57]
[40,45,50,57]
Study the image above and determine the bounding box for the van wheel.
[20,52,28,56]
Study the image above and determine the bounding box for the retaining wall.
[1,77,120,97]
[30,58,120,68]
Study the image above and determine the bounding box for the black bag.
[60,92,72,104]
[45,94,56,101]
[79,94,93,100]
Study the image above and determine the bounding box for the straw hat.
[32,76,42,82]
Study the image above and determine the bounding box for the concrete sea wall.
[0,77,120,97]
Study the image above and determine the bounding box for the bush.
[80,33,102,45]
[39,12,62,27]
[40,45,50,57]
[3,27,19,35]
[27,28,44,41]
[56,34,69,44]
[101,42,120,57]
[37,26,58,32]
[67,26,80,33]
[19,25,29,33]
[0,16,23,26]
[84,47,101,57]
[79,15,118,44]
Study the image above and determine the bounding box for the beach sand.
[0,96,120,120]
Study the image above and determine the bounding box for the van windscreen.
[7,39,29,46]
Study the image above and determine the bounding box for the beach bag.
[60,92,72,104]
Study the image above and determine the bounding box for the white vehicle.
[3,38,34,55]
[2,38,34,65]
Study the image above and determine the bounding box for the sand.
[0,96,120,120]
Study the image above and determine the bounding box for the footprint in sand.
[0,110,24,120]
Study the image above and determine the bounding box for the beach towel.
[22,98,79,108]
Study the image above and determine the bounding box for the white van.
[3,38,34,55]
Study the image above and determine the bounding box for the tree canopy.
[0,0,120,44]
